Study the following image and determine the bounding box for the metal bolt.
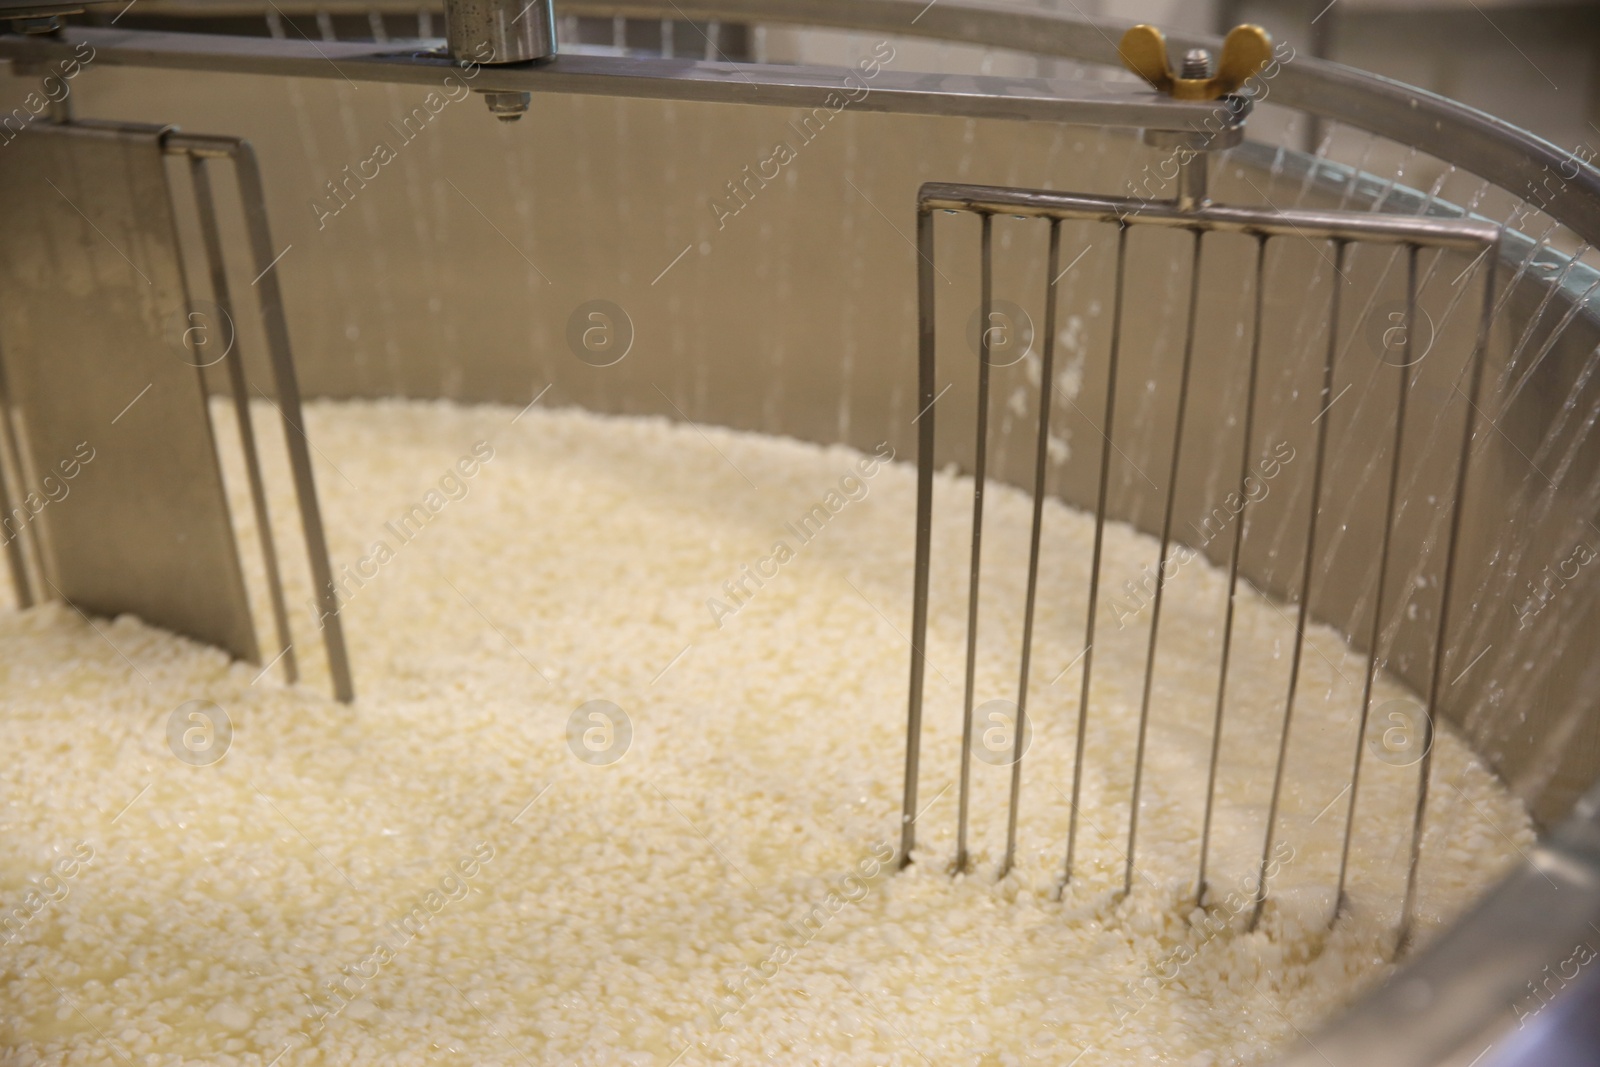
[482,90,531,122]
[1181,48,1212,80]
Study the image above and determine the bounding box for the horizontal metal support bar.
[121,0,1584,250]
[44,0,1600,245]
[164,130,243,157]
[0,26,1223,130]
[920,181,1502,250]
[553,0,1600,248]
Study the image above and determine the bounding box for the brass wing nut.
[1119,24,1273,101]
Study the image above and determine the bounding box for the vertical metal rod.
[188,155,300,686]
[0,462,29,604]
[900,207,937,867]
[1063,223,1128,888]
[1000,218,1061,879]
[954,212,994,874]
[0,350,35,606]
[1397,249,1499,956]
[1196,234,1268,907]
[1125,228,1205,898]
[1333,244,1417,920]
[231,141,355,703]
[1250,240,1348,932]
[1175,152,1209,213]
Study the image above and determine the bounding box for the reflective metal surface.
[2,7,1599,1065]
[902,177,1500,949]
[0,120,260,662]
[0,26,1234,130]
[165,129,356,703]
[445,0,555,65]
[0,116,355,701]
[444,0,556,120]
[919,182,1504,248]
[540,0,1600,248]
[187,147,300,684]
[1276,779,1600,1067]
[81,0,1600,244]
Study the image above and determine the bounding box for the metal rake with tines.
[896,23,1500,954]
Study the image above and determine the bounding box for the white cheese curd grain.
[0,399,1531,1067]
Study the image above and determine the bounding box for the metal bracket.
[1118,25,1269,210]
[444,0,558,121]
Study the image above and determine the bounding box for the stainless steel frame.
[918,183,1504,248]
[565,0,1600,249]
[901,179,1500,956]
[163,129,355,703]
[2,5,1599,1065]
[0,25,1232,130]
[0,117,354,702]
[94,0,1600,246]
[445,0,555,66]
[0,120,264,662]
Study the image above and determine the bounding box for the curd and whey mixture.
[0,400,1531,1066]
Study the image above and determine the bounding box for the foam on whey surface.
[0,400,1531,1066]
